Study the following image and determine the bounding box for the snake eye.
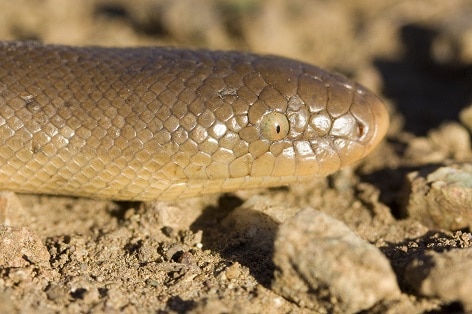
[260,111,290,141]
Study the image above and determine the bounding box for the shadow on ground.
[375,24,472,136]
[190,194,278,287]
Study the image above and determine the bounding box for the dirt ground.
[1,0,472,313]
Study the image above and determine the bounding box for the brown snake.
[0,41,388,201]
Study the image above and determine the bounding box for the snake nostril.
[357,122,365,138]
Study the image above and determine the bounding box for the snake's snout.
[304,85,389,176]
[333,86,389,167]
[358,90,389,158]
[331,87,389,169]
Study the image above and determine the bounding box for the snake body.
[0,41,388,200]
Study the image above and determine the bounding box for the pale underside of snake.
[0,41,389,201]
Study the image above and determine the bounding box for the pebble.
[404,164,472,230]
[404,248,472,311]
[431,8,472,64]
[428,122,470,159]
[0,225,50,268]
[272,208,400,314]
[0,192,27,225]
[459,104,472,132]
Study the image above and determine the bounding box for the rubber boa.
[0,41,388,200]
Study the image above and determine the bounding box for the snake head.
[236,55,389,180]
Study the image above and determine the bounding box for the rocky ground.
[0,0,472,313]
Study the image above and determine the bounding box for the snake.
[0,41,388,201]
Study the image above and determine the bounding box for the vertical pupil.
[276,124,281,133]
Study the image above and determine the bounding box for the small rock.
[431,8,472,64]
[143,201,203,230]
[0,225,50,268]
[224,262,242,280]
[221,204,279,251]
[0,192,27,225]
[459,104,472,132]
[404,137,445,164]
[428,122,470,159]
[105,287,128,310]
[46,284,67,301]
[403,164,472,230]
[272,208,400,314]
[404,248,472,311]
[404,122,472,163]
